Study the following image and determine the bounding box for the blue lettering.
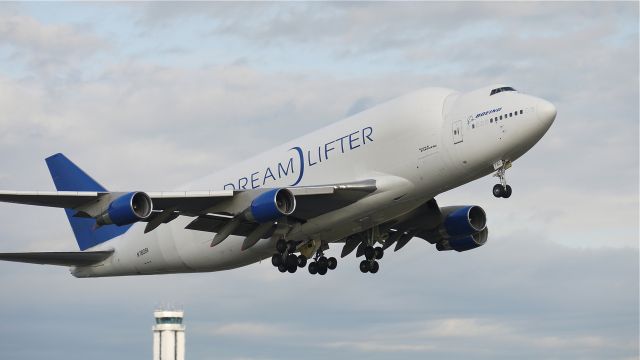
[307,149,318,166]
[362,126,373,143]
[324,141,335,160]
[337,134,349,153]
[250,171,260,189]
[348,131,360,150]
[278,158,294,178]
[238,177,249,190]
[263,167,276,184]
[224,183,235,190]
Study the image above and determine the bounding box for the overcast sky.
[0,2,637,360]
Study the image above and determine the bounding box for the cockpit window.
[490,87,516,96]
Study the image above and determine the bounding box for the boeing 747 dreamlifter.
[0,85,556,276]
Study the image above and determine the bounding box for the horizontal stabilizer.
[0,251,113,266]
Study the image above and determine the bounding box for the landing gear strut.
[271,239,307,274]
[492,160,513,198]
[308,248,337,276]
[359,227,384,274]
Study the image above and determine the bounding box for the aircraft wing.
[0,250,113,266]
[0,180,377,238]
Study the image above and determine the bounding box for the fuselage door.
[452,120,463,144]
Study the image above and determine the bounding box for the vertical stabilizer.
[45,153,131,250]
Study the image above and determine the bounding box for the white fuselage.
[73,85,555,277]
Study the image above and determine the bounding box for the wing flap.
[0,251,113,266]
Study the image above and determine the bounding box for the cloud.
[205,322,292,337]
[0,14,108,79]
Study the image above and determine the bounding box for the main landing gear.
[271,239,307,274]
[271,239,337,275]
[308,249,337,276]
[492,160,513,199]
[360,245,383,274]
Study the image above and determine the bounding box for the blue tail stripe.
[45,153,131,251]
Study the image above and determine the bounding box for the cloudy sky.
[0,2,637,360]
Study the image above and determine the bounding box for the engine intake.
[442,205,487,238]
[245,188,296,223]
[96,192,153,226]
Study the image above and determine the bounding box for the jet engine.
[436,227,488,252]
[244,188,296,223]
[441,205,487,238]
[434,205,488,252]
[96,191,153,226]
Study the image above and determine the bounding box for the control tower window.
[490,87,516,96]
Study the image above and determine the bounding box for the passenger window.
[500,115,503,120]
[509,113,513,117]
[520,110,523,115]
[472,124,475,129]
[490,118,493,123]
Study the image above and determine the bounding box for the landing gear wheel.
[503,185,512,198]
[308,262,318,275]
[287,263,297,273]
[374,247,384,260]
[317,264,328,275]
[297,255,307,268]
[360,260,370,273]
[327,257,337,270]
[318,256,328,268]
[364,246,375,260]
[493,184,504,198]
[271,254,282,267]
[278,264,287,273]
[370,261,379,274]
[276,239,287,253]
[286,254,298,268]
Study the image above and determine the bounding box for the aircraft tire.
[276,239,287,253]
[308,262,318,275]
[493,184,504,198]
[370,261,379,274]
[297,255,307,268]
[278,264,287,273]
[271,254,282,267]
[286,254,298,268]
[503,185,513,198]
[374,247,384,260]
[359,260,369,273]
[318,264,328,275]
[364,246,375,260]
[318,256,328,268]
[327,257,337,270]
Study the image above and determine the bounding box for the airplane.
[0,84,556,277]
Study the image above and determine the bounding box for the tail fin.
[45,153,131,251]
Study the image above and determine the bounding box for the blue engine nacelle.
[436,227,488,252]
[442,205,487,238]
[96,192,153,226]
[245,188,296,223]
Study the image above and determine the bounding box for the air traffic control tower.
[153,309,185,360]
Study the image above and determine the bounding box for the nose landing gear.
[492,160,513,198]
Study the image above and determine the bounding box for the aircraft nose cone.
[536,99,557,126]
